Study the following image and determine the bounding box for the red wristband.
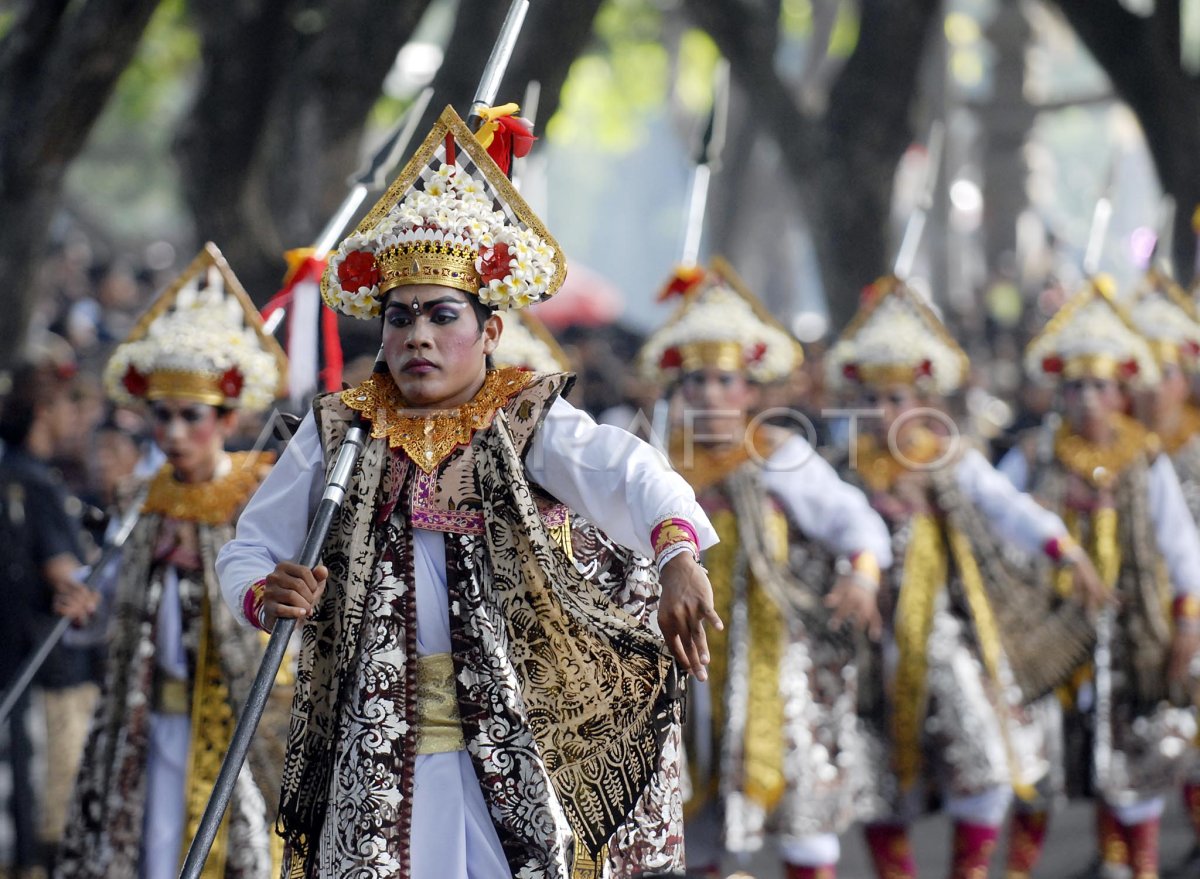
[651,517,700,563]
[243,578,268,631]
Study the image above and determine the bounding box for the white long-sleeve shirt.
[217,397,718,622]
[955,447,1067,557]
[758,434,894,567]
[998,446,1200,595]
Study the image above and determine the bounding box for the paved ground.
[724,796,1197,878]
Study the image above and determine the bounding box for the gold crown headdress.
[1024,275,1160,388]
[103,243,288,412]
[492,309,571,373]
[637,257,802,384]
[1126,266,1200,372]
[826,275,969,396]
[322,105,565,318]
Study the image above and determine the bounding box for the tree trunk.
[175,0,435,304]
[806,0,942,328]
[682,0,940,331]
[0,0,160,369]
[980,3,1036,273]
[1053,0,1200,283]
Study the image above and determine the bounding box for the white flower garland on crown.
[644,284,798,382]
[1024,296,1161,387]
[1130,294,1200,347]
[826,295,966,396]
[492,317,565,374]
[324,162,558,319]
[104,284,280,411]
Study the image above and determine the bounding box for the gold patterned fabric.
[413,653,466,755]
[891,514,946,790]
[1161,405,1200,456]
[142,451,274,525]
[702,508,788,812]
[1025,442,1192,803]
[1053,414,1156,489]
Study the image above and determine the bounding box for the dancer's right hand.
[263,562,329,629]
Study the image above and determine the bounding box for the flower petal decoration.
[638,256,802,384]
[826,274,969,396]
[103,243,287,412]
[321,105,564,318]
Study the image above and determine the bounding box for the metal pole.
[262,86,435,337]
[467,0,530,127]
[0,486,149,726]
[892,121,945,280]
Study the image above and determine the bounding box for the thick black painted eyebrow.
[384,297,468,311]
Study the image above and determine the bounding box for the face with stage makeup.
[1062,375,1124,443]
[1133,360,1189,431]
[151,398,236,484]
[857,382,932,449]
[381,284,503,408]
[677,368,760,447]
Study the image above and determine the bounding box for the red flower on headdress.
[1041,355,1064,375]
[842,363,861,382]
[485,115,537,175]
[476,242,513,286]
[122,365,148,397]
[218,367,245,399]
[657,265,706,302]
[1185,340,1200,359]
[338,250,380,292]
[660,347,683,369]
[1118,359,1139,379]
[915,358,933,378]
[747,342,767,365]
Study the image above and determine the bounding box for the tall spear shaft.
[262,85,435,337]
[679,59,729,267]
[0,485,150,727]
[177,4,532,875]
[651,60,730,449]
[892,121,945,280]
[1083,158,1117,278]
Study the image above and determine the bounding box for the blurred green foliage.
[63,0,198,243]
[548,0,669,151]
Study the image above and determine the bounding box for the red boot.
[864,823,917,879]
[1097,804,1130,872]
[784,865,836,879]
[949,821,999,879]
[1185,783,1200,842]
[1005,809,1049,878]
[1123,815,1160,879]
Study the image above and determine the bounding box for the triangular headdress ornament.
[1024,275,1160,388]
[638,256,802,384]
[492,309,571,373]
[1126,265,1200,373]
[321,105,565,318]
[104,242,287,412]
[826,274,969,396]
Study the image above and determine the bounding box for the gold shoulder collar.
[142,450,273,525]
[1161,405,1200,456]
[341,366,535,473]
[1053,413,1154,488]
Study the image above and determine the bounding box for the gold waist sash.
[152,674,190,715]
[415,652,465,755]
